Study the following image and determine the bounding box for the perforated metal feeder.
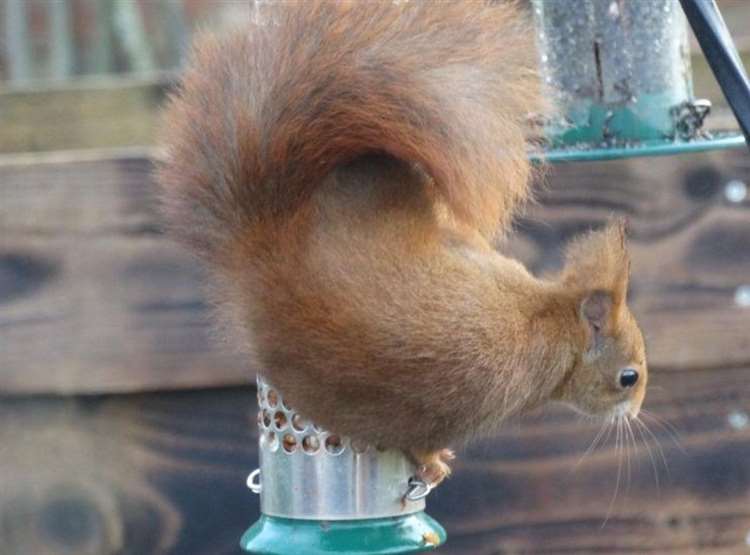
[241,377,445,554]
[532,0,749,162]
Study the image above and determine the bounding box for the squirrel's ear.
[561,219,631,308]
[580,290,613,348]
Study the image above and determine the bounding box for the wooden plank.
[2,366,750,554]
[513,149,750,372]
[4,0,31,83]
[0,152,249,394]
[1,148,750,393]
[0,387,258,555]
[0,76,171,154]
[441,364,750,554]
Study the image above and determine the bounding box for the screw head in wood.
[735,285,750,308]
[724,180,747,203]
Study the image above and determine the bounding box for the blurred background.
[0,0,251,153]
[2,1,750,554]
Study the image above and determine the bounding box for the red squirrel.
[157,1,647,486]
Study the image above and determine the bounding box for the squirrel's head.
[552,221,647,420]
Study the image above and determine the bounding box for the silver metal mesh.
[249,376,427,520]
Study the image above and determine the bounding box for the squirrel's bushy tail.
[158,0,542,259]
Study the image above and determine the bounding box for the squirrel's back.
[158,0,543,258]
[157,1,547,450]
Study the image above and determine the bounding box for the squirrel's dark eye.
[619,368,639,388]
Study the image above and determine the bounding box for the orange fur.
[157,1,647,484]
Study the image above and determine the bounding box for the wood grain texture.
[2,366,750,554]
[0,152,248,394]
[0,77,171,153]
[1,148,749,393]
[440,364,750,554]
[511,149,750,373]
[0,388,258,555]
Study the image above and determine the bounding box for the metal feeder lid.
[241,376,446,554]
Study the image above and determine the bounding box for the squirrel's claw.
[412,448,455,488]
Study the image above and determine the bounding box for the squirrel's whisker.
[640,410,685,454]
[573,418,609,471]
[602,418,624,528]
[624,417,636,491]
[633,417,660,495]
[637,417,671,476]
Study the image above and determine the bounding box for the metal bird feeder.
[240,1,750,553]
[241,377,445,554]
[533,0,749,162]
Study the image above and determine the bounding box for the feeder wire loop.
[406,477,433,502]
[247,468,262,494]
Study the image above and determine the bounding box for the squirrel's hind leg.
[409,448,456,488]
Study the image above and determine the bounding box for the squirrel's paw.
[411,448,455,488]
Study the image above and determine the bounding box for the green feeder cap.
[241,514,446,554]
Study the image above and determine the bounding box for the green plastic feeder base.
[533,131,746,164]
[241,513,446,554]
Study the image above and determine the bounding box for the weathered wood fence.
[2,147,750,554]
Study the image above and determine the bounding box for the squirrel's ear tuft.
[561,218,631,308]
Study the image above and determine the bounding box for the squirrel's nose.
[619,368,639,388]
